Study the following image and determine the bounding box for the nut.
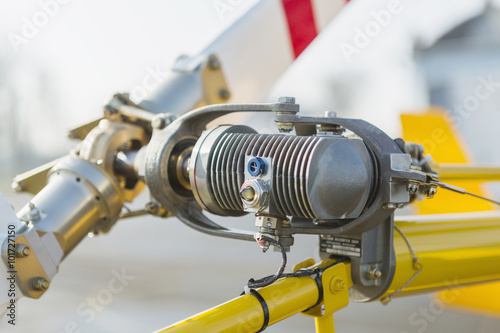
[330,278,346,293]
[16,245,31,258]
[366,267,382,280]
[32,277,49,291]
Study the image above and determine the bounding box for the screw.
[16,245,31,258]
[32,277,49,291]
[367,267,382,280]
[146,202,160,215]
[324,111,337,118]
[423,186,437,199]
[208,56,221,70]
[407,183,419,195]
[219,89,231,100]
[278,96,295,104]
[27,202,40,220]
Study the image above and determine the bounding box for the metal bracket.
[200,54,231,105]
[296,259,352,318]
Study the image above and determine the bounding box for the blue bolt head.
[248,157,266,177]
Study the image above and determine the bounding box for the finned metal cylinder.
[190,125,374,220]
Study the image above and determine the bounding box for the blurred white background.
[1,0,500,332]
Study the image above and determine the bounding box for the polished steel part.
[3,104,150,300]
[190,125,373,220]
[4,156,124,298]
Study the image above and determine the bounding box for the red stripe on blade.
[281,0,318,58]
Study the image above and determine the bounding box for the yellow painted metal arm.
[384,213,500,300]
[433,163,500,181]
[155,261,351,333]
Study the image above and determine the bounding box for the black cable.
[247,235,348,289]
[247,236,287,288]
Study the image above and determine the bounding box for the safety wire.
[432,181,500,206]
[380,225,422,304]
[246,235,347,290]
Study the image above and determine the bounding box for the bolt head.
[152,114,167,130]
[407,183,419,195]
[16,245,30,258]
[146,202,159,214]
[240,186,256,201]
[367,267,382,280]
[32,277,49,291]
[330,278,346,293]
[278,96,295,104]
[219,89,231,100]
[11,181,24,193]
[324,111,337,118]
[208,57,221,69]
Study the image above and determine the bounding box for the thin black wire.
[247,235,347,289]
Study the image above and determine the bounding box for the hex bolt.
[275,97,298,133]
[278,96,295,104]
[366,267,382,280]
[16,245,31,258]
[330,278,346,293]
[240,186,256,201]
[324,111,337,118]
[32,277,49,291]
